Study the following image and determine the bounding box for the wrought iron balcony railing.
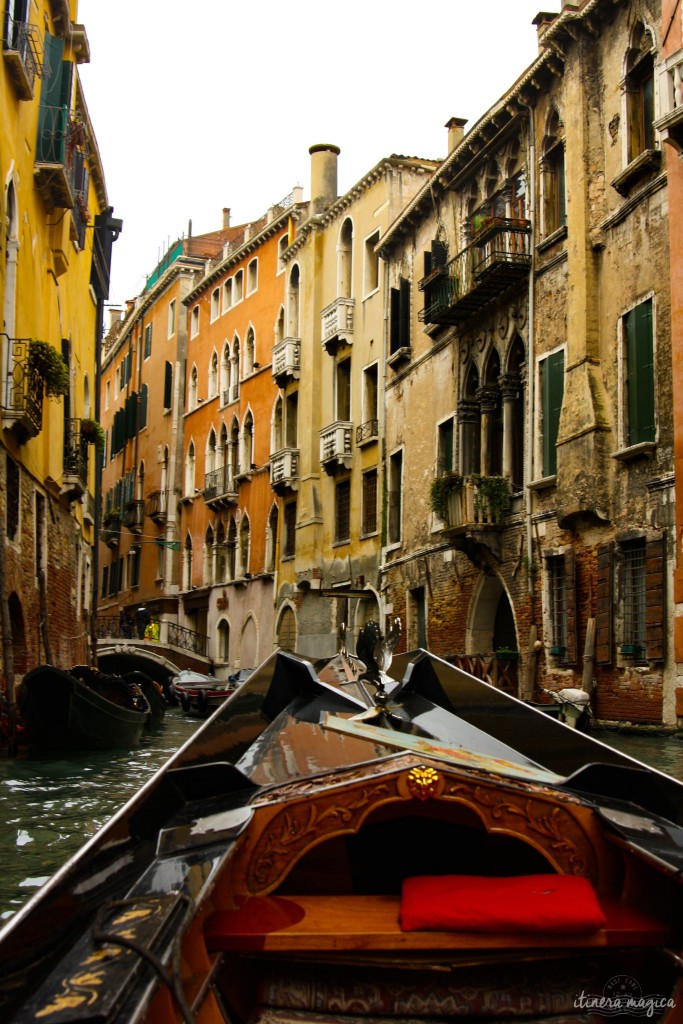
[62,417,89,499]
[321,297,354,353]
[270,447,300,493]
[203,466,238,508]
[319,420,353,473]
[101,511,121,549]
[2,337,44,442]
[272,337,301,386]
[3,17,43,98]
[356,418,379,446]
[419,219,531,326]
[34,106,88,211]
[167,621,209,658]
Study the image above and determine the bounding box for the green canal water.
[0,717,681,922]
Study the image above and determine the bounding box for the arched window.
[624,22,655,163]
[206,428,217,476]
[483,348,503,478]
[217,618,230,662]
[338,218,353,297]
[275,306,285,346]
[245,326,255,374]
[209,351,218,399]
[459,363,481,477]
[159,445,169,516]
[215,521,226,583]
[221,342,230,404]
[137,460,145,501]
[185,440,196,495]
[204,525,214,586]
[243,411,254,470]
[227,517,237,579]
[231,336,240,400]
[541,110,566,236]
[287,265,300,337]
[238,514,250,577]
[189,365,198,410]
[506,335,526,492]
[272,396,284,453]
[265,503,278,573]
[183,533,193,591]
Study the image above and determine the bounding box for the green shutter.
[625,300,655,445]
[542,350,564,477]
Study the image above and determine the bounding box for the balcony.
[321,297,354,354]
[437,475,511,563]
[356,418,378,447]
[3,17,43,99]
[101,511,121,549]
[34,106,83,211]
[419,219,531,326]
[62,418,89,501]
[123,499,145,534]
[2,337,44,443]
[145,489,167,526]
[270,447,300,493]
[203,466,237,509]
[320,420,353,474]
[655,47,683,154]
[272,336,301,387]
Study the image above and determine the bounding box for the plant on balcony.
[80,417,105,452]
[475,474,510,523]
[429,471,463,520]
[28,340,69,398]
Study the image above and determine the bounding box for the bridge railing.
[95,615,209,657]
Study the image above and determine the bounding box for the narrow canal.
[0,716,681,922]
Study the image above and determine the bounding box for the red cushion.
[400,874,606,934]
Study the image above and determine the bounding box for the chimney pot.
[533,11,557,47]
[222,207,230,228]
[309,144,340,214]
[445,117,468,154]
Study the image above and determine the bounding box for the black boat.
[18,664,151,750]
[2,640,682,1023]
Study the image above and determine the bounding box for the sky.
[77,0,561,310]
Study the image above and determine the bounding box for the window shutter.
[164,362,173,409]
[596,541,613,665]
[645,533,666,662]
[126,391,137,439]
[626,300,655,445]
[564,547,578,665]
[399,277,410,350]
[389,287,400,354]
[139,384,148,430]
[541,350,564,476]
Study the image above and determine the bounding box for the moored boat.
[173,667,253,717]
[2,636,682,1023]
[18,664,151,751]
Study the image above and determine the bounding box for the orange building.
[98,222,241,652]
[179,190,307,674]
[657,0,683,720]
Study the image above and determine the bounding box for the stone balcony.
[655,47,683,153]
[319,420,353,474]
[272,337,301,387]
[270,447,300,493]
[321,297,354,354]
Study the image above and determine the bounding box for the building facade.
[1,0,117,685]
[379,0,676,724]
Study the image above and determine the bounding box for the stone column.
[499,373,521,482]
[477,386,499,477]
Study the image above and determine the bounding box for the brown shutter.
[645,533,666,662]
[564,547,578,665]
[596,542,614,665]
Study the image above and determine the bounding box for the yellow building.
[274,146,437,659]
[1,0,118,685]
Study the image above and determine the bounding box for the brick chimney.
[533,11,557,48]
[222,207,231,228]
[309,144,340,215]
[445,117,468,154]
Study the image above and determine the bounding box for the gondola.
[2,630,682,1023]
[18,664,151,751]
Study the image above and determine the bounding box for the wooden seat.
[205,893,670,953]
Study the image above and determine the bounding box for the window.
[335,478,351,544]
[389,278,410,356]
[545,549,577,664]
[183,534,193,591]
[190,306,199,338]
[209,351,218,398]
[277,234,288,274]
[410,587,427,650]
[247,258,258,294]
[364,230,380,296]
[387,449,403,545]
[542,111,566,236]
[361,468,378,536]
[101,564,109,598]
[539,349,564,478]
[130,547,141,588]
[422,240,449,319]
[143,323,152,360]
[437,417,455,474]
[285,390,298,447]
[234,269,243,303]
[163,361,173,410]
[211,288,220,321]
[336,357,351,421]
[138,384,148,430]
[185,441,196,495]
[287,265,300,337]
[621,539,646,657]
[626,25,655,162]
[245,327,255,375]
[217,620,230,662]
[618,534,665,662]
[168,298,176,337]
[338,218,353,298]
[105,379,110,411]
[623,298,655,447]
[6,454,19,543]
[189,365,198,409]
[283,501,296,558]
[362,363,378,423]
[223,278,233,311]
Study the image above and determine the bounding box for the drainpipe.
[520,98,538,699]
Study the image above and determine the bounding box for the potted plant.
[80,417,106,452]
[430,470,463,522]
[28,340,69,398]
[475,475,510,523]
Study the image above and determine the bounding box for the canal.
[0,717,681,922]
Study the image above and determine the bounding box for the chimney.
[109,308,122,328]
[309,144,340,214]
[533,11,557,47]
[222,207,231,228]
[445,117,468,154]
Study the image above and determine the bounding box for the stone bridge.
[95,616,213,684]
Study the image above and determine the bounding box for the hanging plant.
[429,471,463,520]
[28,340,69,399]
[80,417,105,452]
[475,475,510,523]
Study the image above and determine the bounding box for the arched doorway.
[467,574,517,655]
[276,606,297,653]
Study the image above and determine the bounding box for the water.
[0,718,680,922]
[0,708,199,921]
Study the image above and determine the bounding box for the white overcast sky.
[77,0,560,309]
